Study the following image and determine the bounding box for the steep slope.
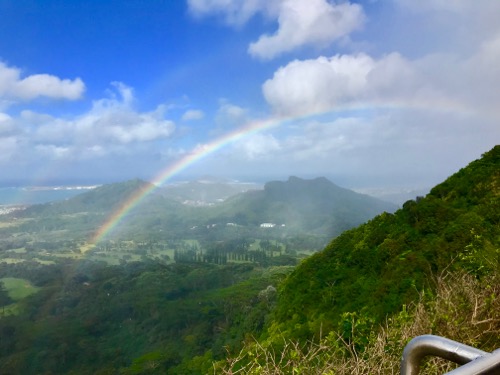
[214,176,397,237]
[271,146,499,338]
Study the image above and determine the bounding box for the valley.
[0,149,497,374]
[0,176,395,269]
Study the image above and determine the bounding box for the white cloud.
[213,109,498,187]
[280,119,353,160]
[0,62,85,103]
[0,137,17,162]
[73,82,175,146]
[257,0,500,116]
[229,117,363,164]
[215,101,248,128]
[262,36,500,117]
[458,32,500,115]
[262,52,434,115]
[182,109,205,121]
[110,81,134,106]
[187,0,279,26]
[236,133,281,159]
[188,0,365,59]
[102,119,174,144]
[0,83,177,163]
[0,112,14,135]
[248,0,365,59]
[394,0,481,13]
[35,144,72,160]
[391,0,500,54]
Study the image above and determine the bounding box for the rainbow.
[90,114,291,244]
[90,97,470,244]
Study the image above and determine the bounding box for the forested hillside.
[214,176,396,237]
[8,176,395,244]
[272,146,498,336]
[20,179,154,216]
[0,147,497,374]
[0,174,394,374]
[218,146,499,374]
[119,175,396,240]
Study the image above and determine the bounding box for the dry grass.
[215,272,500,374]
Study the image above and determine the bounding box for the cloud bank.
[188,0,364,59]
[0,83,175,166]
[262,36,500,117]
[0,62,84,105]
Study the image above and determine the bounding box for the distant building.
[260,223,276,228]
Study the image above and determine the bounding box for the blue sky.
[0,0,499,190]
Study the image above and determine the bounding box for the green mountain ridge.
[13,176,395,241]
[20,178,154,216]
[269,146,499,340]
[212,176,397,237]
[0,147,497,374]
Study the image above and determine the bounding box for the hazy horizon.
[1,1,498,191]
[0,173,432,208]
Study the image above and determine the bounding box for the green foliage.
[218,176,397,238]
[0,281,13,313]
[0,260,292,374]
[0,147,498,374]
[0,278,39,301]
[271,146,499,341]
[121,351,170,374]
[218,272,500,375]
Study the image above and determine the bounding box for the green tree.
[0,281,13,315]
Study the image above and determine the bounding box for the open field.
[0,259,25,264]
[0,225,317,269]
[0,217,32,228]
[1,277,39,301]
[32,258,56,265]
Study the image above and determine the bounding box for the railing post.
[444,349,500,375]
[400,335,489,375]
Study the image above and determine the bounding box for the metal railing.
[400,335,500,375]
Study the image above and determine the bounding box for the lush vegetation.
[7,175,396,243]
[217,272,500,374]
[271,146,499,337]
[0,147,497,374]
[0,175,393,373]
[0,260,292,374]
[218,146,499,373]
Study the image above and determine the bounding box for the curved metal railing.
[400,335,500,375]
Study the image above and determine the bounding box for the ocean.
[0,186,97,205]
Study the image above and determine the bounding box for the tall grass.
[214,272,500,374]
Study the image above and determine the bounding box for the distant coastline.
[0,185,98,205]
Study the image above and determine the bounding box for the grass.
[8,248,26,253]
[0,237,310,268]
[0,278,40,317]
[0,218,32,228]
[0,221,20,229]
[215,272,500,375]
[50,253,82,259]
[0,258,25,264]
[79,242,96,254]
[32,258,56,265]
[1,277,39,301]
